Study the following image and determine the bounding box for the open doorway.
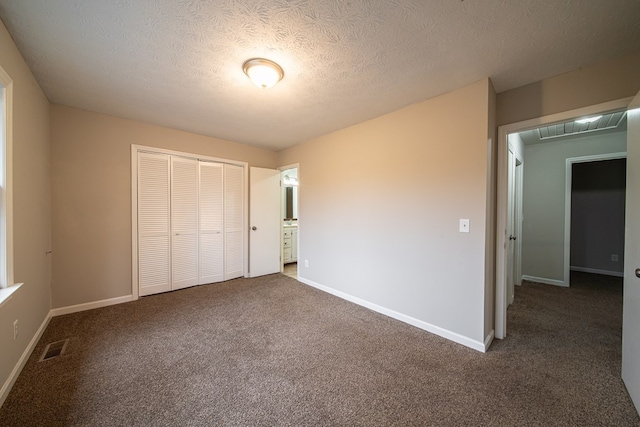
[569,157,626,278]
[518,114,627,288]
[280,165,299,279]
[496,98,632,339]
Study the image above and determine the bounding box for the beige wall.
[0,21,51,401]
[497,51,640,127]
[278,79,493,347]
[50,105,277,308]
[484,81,497,340]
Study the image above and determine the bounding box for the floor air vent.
[39,339,69,361]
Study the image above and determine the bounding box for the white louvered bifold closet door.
[138,152,171,296]
[224,164,244,280]
[198,161,224,284]
[171,157,199,290]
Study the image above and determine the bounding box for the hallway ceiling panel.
[519,111,627,145]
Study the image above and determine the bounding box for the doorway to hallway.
[495,97,631,339]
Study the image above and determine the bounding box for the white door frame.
[564,152,627,285]
[495,97,632,339]
[622,91,640,413]
[131,144,249,300]
[506,149,515,304]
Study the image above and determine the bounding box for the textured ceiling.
[1,1,640,150]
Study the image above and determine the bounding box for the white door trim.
[506,149,515,304]
[495,97,632,339]
[564,152,627,287]
[131,144,248,299]
[622,91,640,413]
[0,65,14,290]
[278,163,300,171]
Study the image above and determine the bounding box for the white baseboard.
[2,295,135,407]
[521,275,567,287]
[297,276,488,353]
[51,295,135,317]
[570,266,624,278]
[0,310,51,408]
[484,330,495,351]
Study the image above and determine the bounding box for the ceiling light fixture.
[283,175,298,186]
[575,115,602,124]
[243,58,284,89]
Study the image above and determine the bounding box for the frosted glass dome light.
[243,58,284,89]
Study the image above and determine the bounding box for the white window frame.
[0,65,16,303]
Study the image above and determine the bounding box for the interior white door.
[514,161,523,287]
[171,156,199,290]
[249,167,281,277]
[622,91,640,413]
[507,149,516,305]
[138,152,171,296]
[199,161,223,284]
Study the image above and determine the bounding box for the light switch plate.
[459,219,470,233]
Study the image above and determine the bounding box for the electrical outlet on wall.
[612,254,619,262]
[13,319,18,340]
[304,259,309,268]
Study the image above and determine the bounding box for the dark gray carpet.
[1,272,638,426]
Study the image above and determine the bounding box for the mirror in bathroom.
[285,187,294,220]
[282,168,298,220]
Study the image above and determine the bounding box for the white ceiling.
[1,1,639,151]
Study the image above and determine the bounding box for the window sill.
[0,283,23,309]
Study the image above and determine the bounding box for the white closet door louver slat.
[172,158,199,234]
[199,162,224,284]
[137,150,246,296]
[139,236,170,291]
[200,234,223,283]
[138,153,171,295]
[225,164,244,280]
[171,157,199,290]
[172,233,198,283]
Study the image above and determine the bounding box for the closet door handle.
[251,226,257,231]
